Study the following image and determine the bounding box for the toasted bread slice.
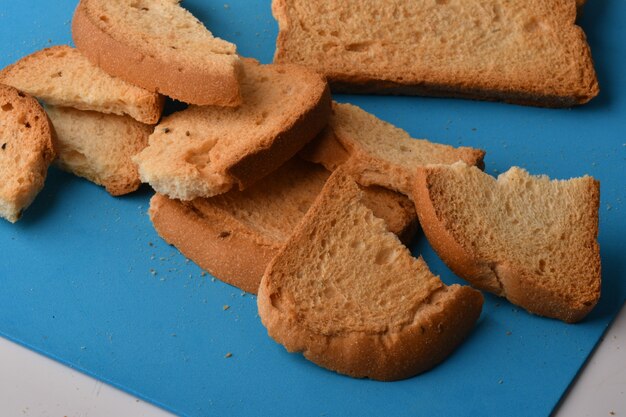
[273,0,598,107]
[149,158,418,293]
[301,102,485,196]
[135,59,331,200]
[413,162,601,323]
[0,46,163,124]
[73,0,242,106]
[46,106,151,196]
[258,169,483,380]
[0,85,55,222]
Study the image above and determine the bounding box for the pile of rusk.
[0,0,600,380]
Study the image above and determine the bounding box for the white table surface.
[0,304,624,417]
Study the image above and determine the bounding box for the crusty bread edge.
[0,85,56,223]
[226,74,332,190]
[149,194,279,294]
[72,1,243,106]
[413,167,601,323]
[258,282,483,380]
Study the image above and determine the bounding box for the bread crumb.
[506,331,512,336]
[223,3,230,9]
[225,352,232,358]
[223,305,230,311]
[150,269,157,276]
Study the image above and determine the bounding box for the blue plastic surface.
[0,1,624,416]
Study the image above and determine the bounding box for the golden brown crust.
[273,0,599,107]
[258,283,482,380]
[72,1,242,106]
[412,167,601,323]
[257,169,483,380]
[149,194,278,293]
[227,81,332,190]
[0,84,56,222]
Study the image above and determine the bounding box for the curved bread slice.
[135,60,331,200]
[0,46,163,124]
[0,85,55,222]
[301,102,485,196]
[46,106,151,196]
[73,0,242,106]
[149,158,418,293]
[258,169,483,380]
[273,0,598,107]
[413,162,600,323]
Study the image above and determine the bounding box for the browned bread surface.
[149,158,418,294]
[46,106,151,196]
[135,59,331,200]
[257,169,483,380]
[72,0,242,106]
[0,46,163,124]
[301,102,485,196]
[273,0,598,107]
[412,162,601,323]
[0,84,55,222]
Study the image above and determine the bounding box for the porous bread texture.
[0,85,55,222]
[273,0,599,107]
[0,46,163,124]
[413,162,601,323]
[46,106,151,196]
[301,102,485,196]
[72,0,243,106]
[258,169,483,380]
[149,158,418,294]
[134,59,331,200]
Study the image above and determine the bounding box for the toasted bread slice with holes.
[134,59,331,200]
[258,168,483,380]
[0,85,55,222]
[301,102,485,196]
[0,46,163,124]
[46,106,151,196]
[149,158,418,293]
[413,162,600,323]
[72,0,243,106]
[273,0,598,106]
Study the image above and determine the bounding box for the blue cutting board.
[0,1,624,416]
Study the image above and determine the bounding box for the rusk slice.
[46,106,151,196]
[413,162,601,323]
[273,0,598,106]
[258,169,483,380]
[0,85,55,222]
[301,102,485,196]
[149,158,418,293]
[135,59,331,200]
[0,46,163,124]
[72,0,242,106]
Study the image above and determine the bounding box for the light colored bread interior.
[149,158,418,293]
[0,85,55,222]
[73,0,243,106]
[273,0,598,106]
[134,59,331,200]
[258,169,483,380]
[301,102,485,196]
[46,106,152,196]
[413,162,600,322]
[0,46,163,124]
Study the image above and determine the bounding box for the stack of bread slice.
[0,0,602,382]
[0,45,160,195]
